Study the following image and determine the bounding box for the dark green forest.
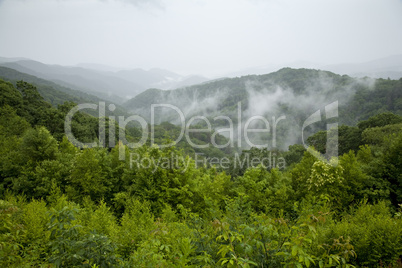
[0,76,402,268]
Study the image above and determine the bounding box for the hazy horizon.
[1,0,402,77]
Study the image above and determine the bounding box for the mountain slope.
[0,58,210,101]
[0,60,143,102]
[0,66,128,116]
[124,68,402,149]
[124,68,360,120]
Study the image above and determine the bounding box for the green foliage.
[308,125,362,156]
[66,148,112,203]
[361,123,402,146]
[358,112,402,130]
[382,132,402,206]
[114,196,155,257]
[308,113,402,156]
[128,220,196,267]
[0,105,30,136]
[342,78,402,123]
[47,206,120,267]
[1,79,402,267]
[21,126,59,163]
[307,160,344,194]
[0,79,24,113]
[20,199,51,265]
[234,166,294,215]
[0,106,29,194]
[0,66,128,115]
[0,200,26,267]
[290,150,318,199]
[330,201,402,267]
[284,144,307,167]
[121,145,205,215]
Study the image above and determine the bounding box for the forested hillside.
[125,68,402,125]
[123,68,402,151]
[0,60,141,103]
[0,59,210,102]
[1,75,402,267]
[0,67,128,117]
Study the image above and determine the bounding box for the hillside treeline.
[0,79,401,267]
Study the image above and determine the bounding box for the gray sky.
[1,0,402,76]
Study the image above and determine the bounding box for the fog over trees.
[1,0,402,267]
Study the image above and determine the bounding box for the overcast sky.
[1,0,402,76]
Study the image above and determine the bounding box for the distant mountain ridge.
[226,55,402,80]
[0,66,128,116]
[0,57,210,103]
[322,55,402,79]
[0,60,143,103]
[1,56,400,150]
